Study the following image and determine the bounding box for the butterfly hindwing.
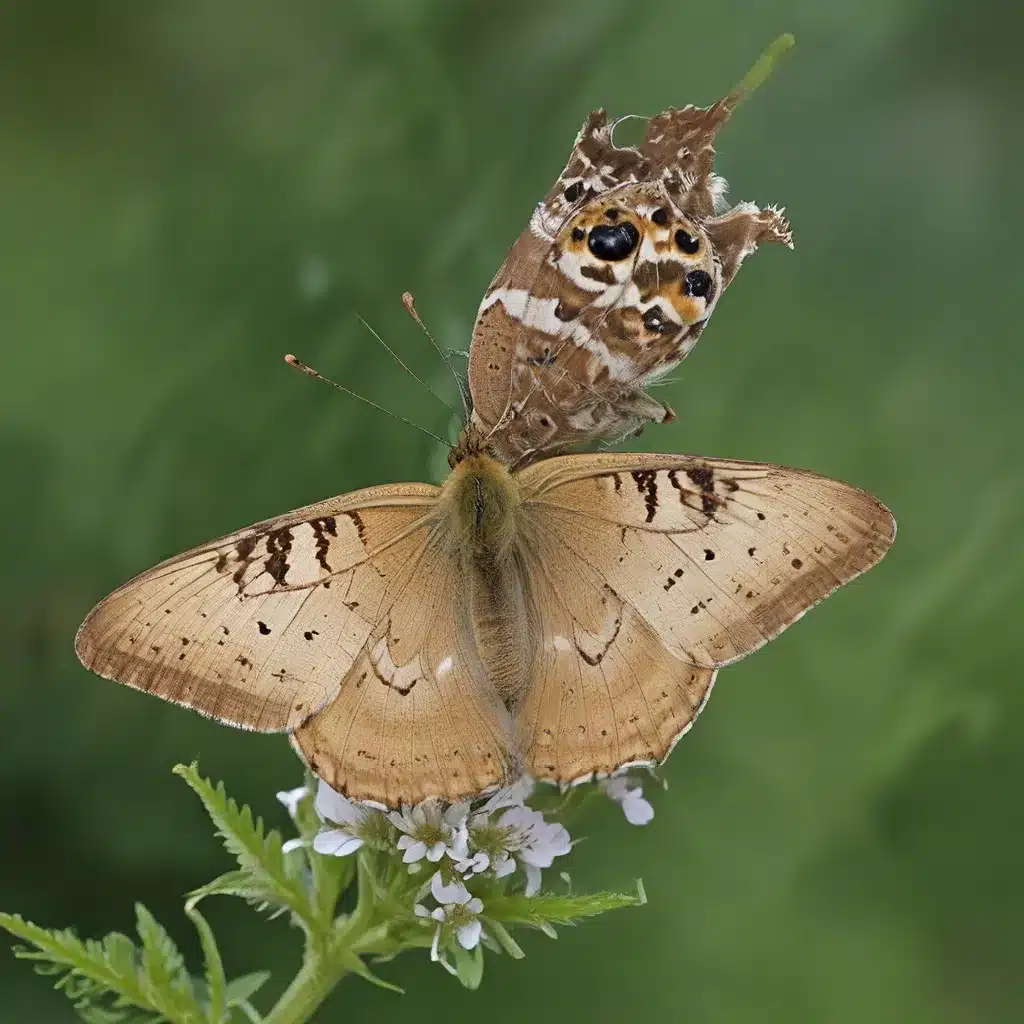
[515,524,717,785]
[519,453,896,671]
[291,528,514,805]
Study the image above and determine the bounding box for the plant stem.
[262,949,346,1024]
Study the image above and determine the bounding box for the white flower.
[388,800,469,865]
[462,799,571,895]
[414,872,484,972]
[454,850,490,875]
[602,776,654,826]
[276,786,309,820]
[311,779,382,857]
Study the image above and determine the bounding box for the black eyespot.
[587,222,640,261]
[605,208,619,220]
[642,305,675,335]
[563,181,584,202]
[652,208,670,226]
[684,269,713,298]
[571,226,585,242]
[675,228,700,254]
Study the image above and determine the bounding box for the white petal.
[524,863,542,897]
[447,827,469,860]
[402,840,427,864]
[426,841,447,863]
[456,919,482,950]
[443,801,470,827]
[387,809,412,833]
[431,907,447,922]
[276,786,309,820]
[466,897,484,914]
[414,903,431,918]
[431,872,471,905]
[314,780,361,825]
[622,794,654,826]
[602,776,633,803]
[312,829,363,857]
[493,855,516,879]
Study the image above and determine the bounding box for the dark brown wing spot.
[265,528,293,586]
[344,510,367,545]
[631,470,659,523]
[257,621,271,635]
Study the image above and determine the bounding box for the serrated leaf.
[174,763,315,932]
[0,912,168,1023]
[484,887,642,927]
[224,970,271,1006]
[184,900,226,1022]
[134,903,200,1020]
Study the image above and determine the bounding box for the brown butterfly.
[469,41,794,466]
[76,420,894,807]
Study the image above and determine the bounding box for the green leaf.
[451,942,484,991]
[339,950,405,994]
[224,970,271,1006]
[0,911,196,1023]
[134,903,201,1019]
[483,919,525,959]
[484,884,644,928]
[174,763,315,932]
[184,900,227,1022]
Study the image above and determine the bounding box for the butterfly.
[76,424,895,807]
[469,41,793,466]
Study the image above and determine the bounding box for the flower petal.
[313,780,362,826]
[456,918,482,950]
[431,871,471,905]
[622,794,655,826]
[524,863,542,897]
[276,786,309,820]
[402,840,428,864]
[313,829,363,857]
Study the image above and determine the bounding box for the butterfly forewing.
[74,485,439,731]
[519,453,896,671]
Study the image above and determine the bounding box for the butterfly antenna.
[402,292,470,419]
[284,354,453,448]
[356,315,457,415]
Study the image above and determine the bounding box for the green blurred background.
[2,1,1022,1020]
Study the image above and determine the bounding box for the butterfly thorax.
[439,450,522,566]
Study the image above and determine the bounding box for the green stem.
[262,950,347,1024]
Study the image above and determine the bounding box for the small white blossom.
[388,800,469,865]
[275,786,309,820]
[312,780,382,857]
[461,789,571,895]
[602,776,654,826]
[414,872,484,972]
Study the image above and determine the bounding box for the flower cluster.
[277,769,655,977]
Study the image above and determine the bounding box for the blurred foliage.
[0,0,1021,1020]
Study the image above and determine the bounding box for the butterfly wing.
[76,484,512,804]
[513,453,895,783]
[469,101,791,463]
